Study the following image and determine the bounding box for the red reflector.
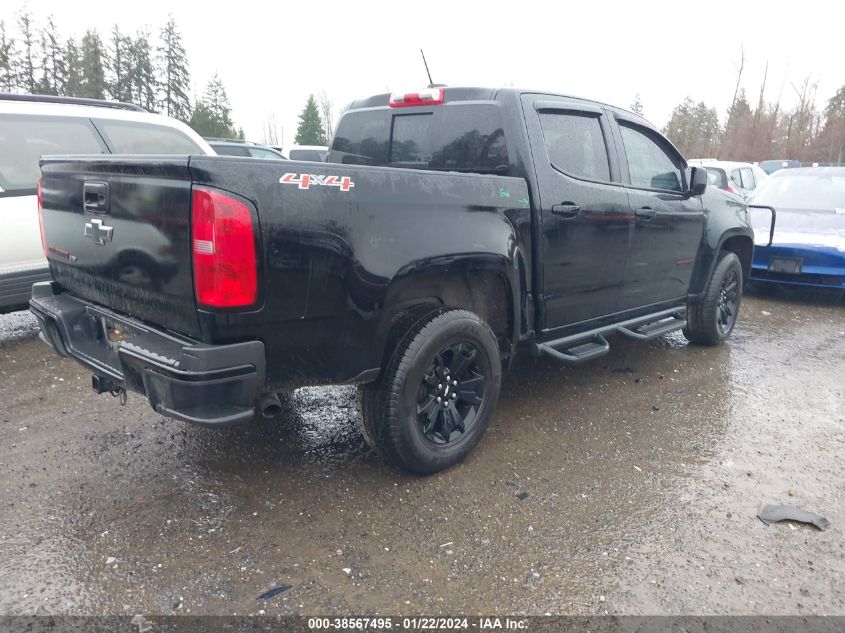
[191,187,257,309]
[389,87,444,108]
[37,178,48,258]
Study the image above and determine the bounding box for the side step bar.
[532,307,686,365]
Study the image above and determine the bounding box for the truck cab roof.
[344,86,655,129]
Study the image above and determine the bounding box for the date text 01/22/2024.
[306,617,528,630]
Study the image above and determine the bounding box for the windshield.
[749,171,845,245]
[750,207,845,236]
[752,171,845,210]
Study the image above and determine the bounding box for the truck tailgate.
[39,156,201,338]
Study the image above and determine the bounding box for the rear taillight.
[726,185,735,193]
[389,87,444,108]
[37,178,47,257]
[191,187,257,309]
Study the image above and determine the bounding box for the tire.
[354,304,444,450]
[376,309,502,475]
[683,251,743,346]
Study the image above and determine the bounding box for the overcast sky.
[17,0,843,144]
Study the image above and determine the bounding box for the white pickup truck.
[0,94,214,312]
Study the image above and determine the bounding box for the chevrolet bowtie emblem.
[84,218,114,245]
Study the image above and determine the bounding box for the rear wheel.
[684,251,743,345]
[373,309,501,474]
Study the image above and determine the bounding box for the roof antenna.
[420,49,434,87]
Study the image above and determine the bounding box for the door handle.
[635,206,656,220]
[551,203,581,218]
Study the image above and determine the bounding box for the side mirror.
[689,166,708,195]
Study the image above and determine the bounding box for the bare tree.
[263,112,279,146]
[719,45,745,156]
[319,90,334,145]
[728,45,745,115]
[748,61,769,158]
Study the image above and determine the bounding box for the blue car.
[748,167,845,290]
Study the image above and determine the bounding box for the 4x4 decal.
[279,173,355,192]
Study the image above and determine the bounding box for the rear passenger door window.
[212,144,248,156]
[740,167,755,190]
[538,111,610,181]
[0,114,107,194]
[92,119,203,154]
[705,168,727,189]
[248,147,284,160]
[618,122,683,191]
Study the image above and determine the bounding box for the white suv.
[687,159,768,200]
[274,144,328,162]
[0,94,215,313]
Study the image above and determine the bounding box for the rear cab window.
[0,113,107,195]
[328,103,509,174]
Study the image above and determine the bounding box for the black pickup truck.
[31,86,753,474]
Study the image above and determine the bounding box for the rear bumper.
[30,282,265,426]
[0,265,51,312]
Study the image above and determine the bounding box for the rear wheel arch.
[377,264,517,375]
[719,234,753,282]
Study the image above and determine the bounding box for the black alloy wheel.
[416,342,486,445]
[716,267,740,335]
[370,308,502,474]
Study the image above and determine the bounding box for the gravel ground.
[0,309,38,345]
[0,288,842,615]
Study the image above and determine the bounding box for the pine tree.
[37,17,67,96]
[663,97,696,156]
[189,73,238,138]
[65,37,82,97]
[157,16,191,121]
[128,31,157,111]
[0,21,17,92]
[693,101,721,157]
[815,85,845,164]
[78,30,106,99]
[16,8,37,93]
[720,88,754,159]
[108,25,133,102]
[294,95,327,145]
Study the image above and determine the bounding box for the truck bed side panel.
[187,158,530,388]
